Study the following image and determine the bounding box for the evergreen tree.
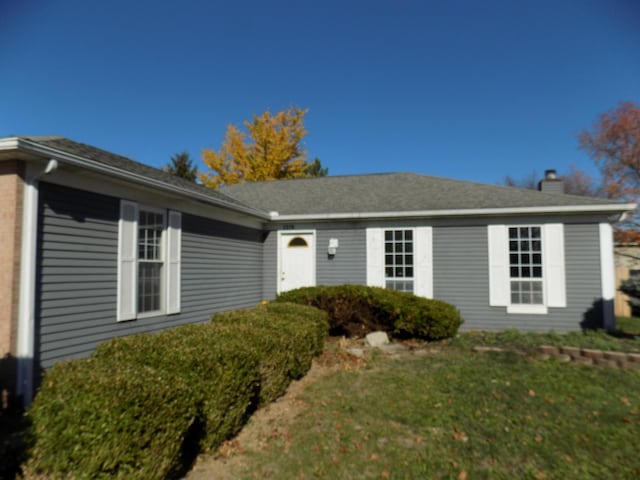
[305,158,329,177]
[166,151,197,182]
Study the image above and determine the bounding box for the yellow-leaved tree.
[200,106,327,188]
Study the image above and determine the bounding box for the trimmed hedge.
[26,357,198,480]
[275,285,463,340]
[211,303,329,405]
[92,323,261,452]
[25,303,328,480]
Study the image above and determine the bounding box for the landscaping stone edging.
[536,346,640,370]
[470,345,640,370]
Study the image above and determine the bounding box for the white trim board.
[270,204,636,222]
[2,137,270,220]
[599,222,616,330]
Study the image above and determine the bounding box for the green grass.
[226,349,640,479]
[617,316,640,335]
[450,326,640,354]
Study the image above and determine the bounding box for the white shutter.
[488,225,509,306]
[543,223,566,308]
[166,211,182,314]
[117,201,138,321]
[414,227,433,298]
[366,228,384,287]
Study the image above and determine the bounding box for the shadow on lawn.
[582,299,640,341]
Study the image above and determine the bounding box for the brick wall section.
[0,160,23,396]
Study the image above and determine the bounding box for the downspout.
[599,221,616,331]
[16,159,58,406]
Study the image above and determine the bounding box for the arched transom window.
[288,237,308,248]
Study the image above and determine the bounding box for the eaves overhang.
[0,137,271,220]
[268,203,637,222]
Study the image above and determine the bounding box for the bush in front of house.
[26,357,199,480]
[25,303,328,480]
[211,302,329,405]
[275,285,463,340]
[93,323,262,452]
[275,285,394,336]
[619,276,640,313]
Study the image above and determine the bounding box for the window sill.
[507,304,548,315]
[137,310,165,320]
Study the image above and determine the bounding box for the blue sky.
[1,0,639,185]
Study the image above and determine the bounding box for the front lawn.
[450,327,640,354]
[220,346,640,479]
[617,315,640,335]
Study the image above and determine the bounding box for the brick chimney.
[538,169,564,194]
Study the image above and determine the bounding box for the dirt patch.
[184,341,367,479]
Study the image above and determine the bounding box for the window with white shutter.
[488,223,565,314]
[366,226,433,298]
[117,200,181,320]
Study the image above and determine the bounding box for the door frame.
[277,229,316,294]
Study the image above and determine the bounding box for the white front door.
[279,232,315,293]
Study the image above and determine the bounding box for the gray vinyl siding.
[433,223,603,331]
[36,182,263,369]
[267,220,605,331]
[316,228,366,286]
[181,215,263,316]
[37,183,119,368]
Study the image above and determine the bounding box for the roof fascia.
[270,203,637,222]
[1,137,271,220]
[3,137,635,223]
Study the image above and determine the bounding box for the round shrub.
[211,302,329,404]
[275,285,463,340]
[391,294,463,340]
[26,357,198,480]
[93,324,262,452]
[276,285,395,336]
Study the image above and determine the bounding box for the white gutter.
[0,137,270,221]
[269,203,637,222]
[2,137,634,223]
[16,159,59,406]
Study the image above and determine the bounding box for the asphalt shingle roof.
[19,136,254,211]
[10,136,631,219]
[222,172,625,216]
